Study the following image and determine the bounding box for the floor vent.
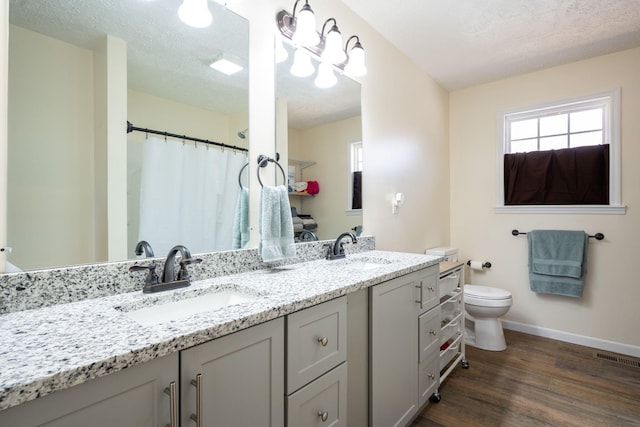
[594,351,640,368]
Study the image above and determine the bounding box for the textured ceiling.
[341,0,640,90]
[9,0,249,116]
[8,0,361,130]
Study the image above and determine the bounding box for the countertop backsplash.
[0,236,374,314]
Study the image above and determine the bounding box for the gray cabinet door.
[0,352,179,427]
[180,317,285,427]
[370,272,419,427]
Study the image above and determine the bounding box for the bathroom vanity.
[0,243,448,426]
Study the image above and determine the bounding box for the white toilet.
[464,285,513,351]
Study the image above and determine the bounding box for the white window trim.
[495,88,625,215]
[346,140,363,214]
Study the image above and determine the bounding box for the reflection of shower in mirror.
[237,128,248,139]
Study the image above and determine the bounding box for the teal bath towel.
[259,185,296,262]
[527,230,588,298]
[232,187,249,249]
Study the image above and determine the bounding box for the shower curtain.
[137,136,247,256]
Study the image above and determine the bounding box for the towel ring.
[238,162,248,189]
[256,155,286,188]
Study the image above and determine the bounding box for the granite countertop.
[0,250,441,411]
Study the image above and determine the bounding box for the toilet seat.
[465,285,511,300]
[464,285,512,308]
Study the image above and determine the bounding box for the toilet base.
[465,317,506,351]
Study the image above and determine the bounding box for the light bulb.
[315,62,337,88]
[345,42,367,77]
[290,49,315,77]
[178,0,212,28]
[321,26,346,64]
[292,2,319,47]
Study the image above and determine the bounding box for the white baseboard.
[502,320,640,358]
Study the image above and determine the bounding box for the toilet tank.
[425,247,458,262]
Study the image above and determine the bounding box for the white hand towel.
[260,185,297,262]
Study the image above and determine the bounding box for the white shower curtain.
[137,136,247,256]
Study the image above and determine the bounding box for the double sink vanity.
[0,237,464,426]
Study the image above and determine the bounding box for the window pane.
[540,114,567,136]
[570,131,602,148]
[511,119,537,140]
[511,138,538,153]
[570,108,603,132]
[540,135,567,151]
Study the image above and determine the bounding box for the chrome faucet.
[162,245,202,283]
[327,232,358,260]
[134,240,155,258]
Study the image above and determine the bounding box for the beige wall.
[288,115,363,239]
[450,47,640,350]
[8,25,96,270]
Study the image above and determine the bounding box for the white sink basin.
[115,285,261,326]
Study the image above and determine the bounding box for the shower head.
[237,128,248,139]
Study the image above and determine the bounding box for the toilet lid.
[465,284,512,300]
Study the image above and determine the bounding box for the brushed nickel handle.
[164,382,178,427]
[428,286,436,292]
[415,284,423,304]
[317,336,329,346]
[429,330,437,336]
[318,411,329,422]
[428,373,436,380]
[190,374,202,427]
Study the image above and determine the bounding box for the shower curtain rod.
[126,121,248,153]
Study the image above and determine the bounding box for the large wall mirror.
[7,0,249,271]
[275,41,363,241]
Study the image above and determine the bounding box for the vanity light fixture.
[320,18,346,65]
[344,35,367,77]
[291,0,320,47]
[314,62,337,88]
[276,9,365,79]
[209,54,243,75]
[290,48,315,77]
[178,0,213,28]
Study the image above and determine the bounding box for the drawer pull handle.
[318,411,329,422]
[429,330,437,336]
[190,374,202,427]
[415,284,423,304]
[318,336,329,346]
[164,381,178,427]
[428,286,436,292]
[428,373,436,380]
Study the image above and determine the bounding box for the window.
[496,89,624,214]
[348,141,363,211]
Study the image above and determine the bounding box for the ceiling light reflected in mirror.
[178,0,213,28]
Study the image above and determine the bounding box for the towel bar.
[511,229,604,240]
[256,155,287,187]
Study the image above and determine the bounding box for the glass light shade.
[315,62,337,88]
[321,26,346,64]
[178,0,212,28]
[344,43,367,77]
[292,3,320,47]
[275,36,289,64]
[290,49,315,77]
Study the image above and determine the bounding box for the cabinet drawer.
[439,269,462,298]
[419,266,439,313]
[287,296,347,393]
[419,306,441,362]
[287,363,348,427]
[418,352,439,408]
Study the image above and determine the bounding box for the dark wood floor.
[411,330,640,427]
